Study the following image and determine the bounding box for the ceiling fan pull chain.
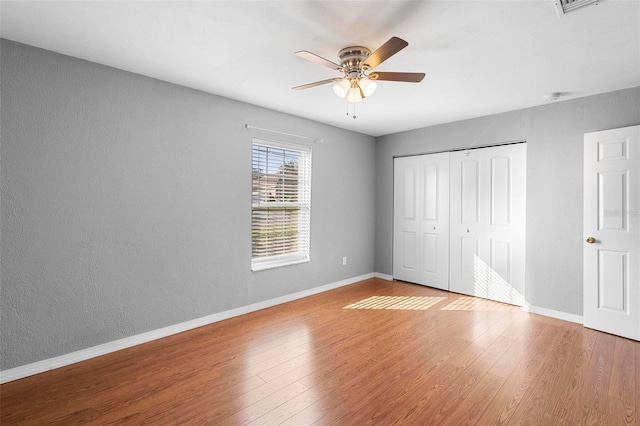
[353,100,357,119]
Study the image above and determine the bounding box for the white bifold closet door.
[393,152,450,290]
[449,144,526,305]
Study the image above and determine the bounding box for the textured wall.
[375,86,640,316]
[0,40,376,371]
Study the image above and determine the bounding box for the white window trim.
[251,253,310,272]
[251,138,312,272]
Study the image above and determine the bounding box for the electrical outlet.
[342,256,347,265]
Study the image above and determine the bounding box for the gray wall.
[0,40,376,371]
[375,86,640,316]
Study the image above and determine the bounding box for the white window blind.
[251,139,311,271]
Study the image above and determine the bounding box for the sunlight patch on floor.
[344,296,446,310]
[440,296,517,311]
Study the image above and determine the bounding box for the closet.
[393,143,526,306]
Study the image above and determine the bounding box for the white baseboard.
[374,272,393,281]
[522,303,583,324]
[0,273,373,384]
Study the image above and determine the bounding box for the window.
[251,139,311,271]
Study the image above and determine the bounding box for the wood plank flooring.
[1,278,638,425]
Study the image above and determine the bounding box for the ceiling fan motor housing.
[337,46,371,78]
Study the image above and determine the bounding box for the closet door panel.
[461,159,481,224]
[490,156,511,226]
[423,233,438,273]
[394,159,420,283]
[450,144,526,305]
[450,149,486,296]
[394,153,450,290]
[485,144,526,305]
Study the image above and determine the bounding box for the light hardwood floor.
[1,278,638,425]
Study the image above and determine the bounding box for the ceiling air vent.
[554,0,600,15]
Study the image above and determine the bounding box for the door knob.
[586,236,596,244]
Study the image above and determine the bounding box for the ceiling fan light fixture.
[347,86,363,103]
[358,77,377,97]
[333,78,351,98]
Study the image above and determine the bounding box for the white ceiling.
[1,1,639,137]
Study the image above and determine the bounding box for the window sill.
[251,257,310,272]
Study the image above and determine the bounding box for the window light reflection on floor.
[440,296,517,311]
[344,296,446,310]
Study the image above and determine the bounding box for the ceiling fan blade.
[370,72,425,83]
[292,78,342,90]
[363,37,408,70]
[295,51,342,71]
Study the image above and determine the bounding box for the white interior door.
[393,153,450,290]
[584,125,640,341]
[449,144,526,305]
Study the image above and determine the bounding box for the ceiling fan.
[293,36,425,104]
